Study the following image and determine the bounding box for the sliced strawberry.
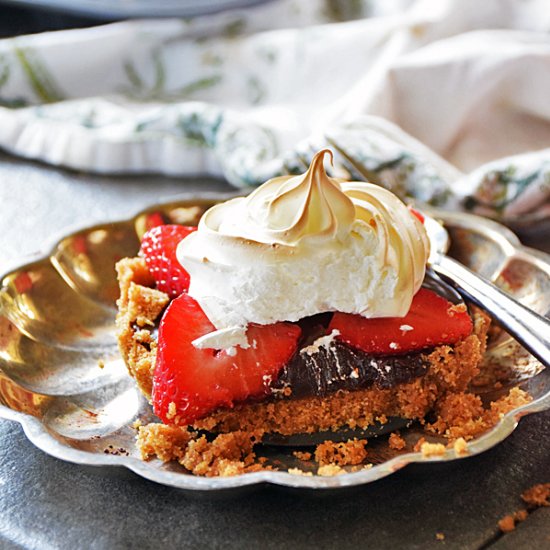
[144,212,167,232]
[140,224,196,298]
[152,293,302,425]
[408,206,425,224]
[329,288,472,355]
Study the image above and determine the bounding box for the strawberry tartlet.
[115,150,528,475]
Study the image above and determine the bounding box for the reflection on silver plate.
[0,197,549,492]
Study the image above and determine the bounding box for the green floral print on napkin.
[464,160,550,219]
[14,46,64,104]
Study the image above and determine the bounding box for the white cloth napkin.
[0,0,549,222]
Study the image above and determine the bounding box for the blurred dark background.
[0,4,107,36]
[0,0,277,35]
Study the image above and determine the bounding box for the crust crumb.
[137,423,264,477]
[420,441,446,458]
[452,437,469,456]
[288,468,313,476]
[448,303,467,315]
[521,483,550,507]
[498,509,528,533]
[435,532,445,541]
[315,439,368,466]
[488,387,532,421]
[137,423,195,462]
[428,387,531,441]
[293,451,312,461]
[317,464,345,476]
[166,401,177,421]
[388,432,406,450]
[498,515,516,533]
[180,431,264,477]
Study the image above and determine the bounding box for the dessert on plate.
[115,149,530,476]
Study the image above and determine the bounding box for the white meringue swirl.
[177,149,430,330]
[209,149,356,246]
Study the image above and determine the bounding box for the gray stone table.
[1,151,549,550]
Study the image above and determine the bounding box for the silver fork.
[424,214,550,368]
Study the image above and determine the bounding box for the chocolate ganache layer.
[270,340,428,399]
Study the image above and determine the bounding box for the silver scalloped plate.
[1,196,549,493]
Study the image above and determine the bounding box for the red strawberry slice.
[329,288,472,355]
[408,206,425,224]
[140,225,196,298]
[152,293,302,425]
[144,212,167,232]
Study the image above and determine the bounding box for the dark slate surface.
[1,151,549,549]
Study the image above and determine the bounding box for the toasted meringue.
[177,149,430,330]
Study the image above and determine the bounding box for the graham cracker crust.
[116,256,532,476]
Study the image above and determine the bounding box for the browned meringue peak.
[203,149,356,246]
[243,149,356,244]
[177,149,430,330]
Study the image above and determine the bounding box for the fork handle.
[432,255,550,368]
